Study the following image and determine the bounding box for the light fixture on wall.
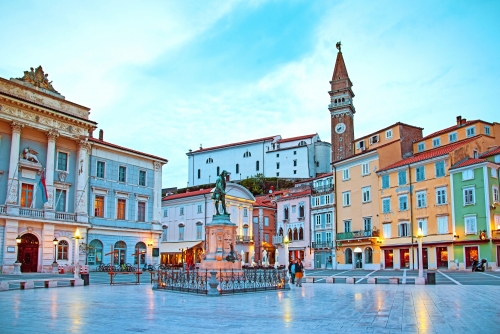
[453,234,459,239]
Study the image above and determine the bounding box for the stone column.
[152,161,162,224]
[44,129,59,213]
[41,224,55,273]
[75,139,90,223]
[3,219,20,273]
[6,122,24,207]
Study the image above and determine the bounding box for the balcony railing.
[312,241,333,249]
[273,235,283,245]
[55,212,77,222]
[337,230,378,240]
[313,185,334,193]
[20,208,44,218]
[235,235,253,243]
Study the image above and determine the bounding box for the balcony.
[235,235,253,243]
[55,212,77,222]
[1,206,77,222]
[336,229,378,241]
[313,185,334,193]
[20,208,44,218]
[273,235,283,245]
[312,241,333,249]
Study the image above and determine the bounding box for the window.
[315,233,321,244]
[57,152,68,171]
[462,169,474,180]
[196,223,202,240]
[293,170,297,174]
[163,209,168,217]
[466,126,476,137]
[326,232,332,242]
[299,227,304,240]
[299,203,305,218]
[264,217,269,226]
[364,217,372,231]
[344,220,351,233]
[492,168,498,178]
[326,213,332,225]
[180,207,184,215]
[493,186,499,203]
[293,151,297,155]
[398,195,408,211]
[432,137,441,147]
[276,162,280,169]
[382,198,391,213]
[316,215,321,226]
[314,197,320,206]
[162,226,168,242]
[264,233,269,242]
[365,248,373,263]
[138,202,146,221]
[370,135,379,145]
[55,189,66,212]
[134,242,147,265]
[276,153,279,158]
[293,159,297,167]
[117,199,126,220]
[398,222,410,237]
[398,171,407,185]
[256,161,259,171]
[197,204,202,213]
[293,228,298,240]
[94,196,104,217]
[342,191,351,206]
[299,140,307,146]
[284,207,289,220]
[383,224,392,238]
[362,162,370,176]
[362,186,371,203]
[418,219,428,236]
[217,166,220,176]
[139,170,146,186]
[436,187,447,205]
[88,239,103,265]
[243,208,248,217]
[416,191,427,208]
[485,126,491,136]
[345,248,353,264]
[243,151,251,158]
[114,241,127,265]
[179,224,184,241]
[236,164,239,174]
[292,205,296,213]
[97,161,105,178]
[57,240,69,260]
[119,166,126,182]
[386,129,393,139]
[197,169,201,179]
[325,195,330,204]
[437,216,448,234]
[206,158,213,164]
[416,166,425,181]
[449,132,457,143]
[463,187,475,205]
[464,215,477,234]
[417,142,425,152]
[382,175,390,189]
[434,162,445,178]
[342,168,350,180]
[473,150,478,159]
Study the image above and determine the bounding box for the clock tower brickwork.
[329,43,355,162]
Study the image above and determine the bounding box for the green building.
[450,148,500,270]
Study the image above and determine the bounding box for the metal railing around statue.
[155,266,288,295]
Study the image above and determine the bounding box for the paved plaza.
[1,278,500,334]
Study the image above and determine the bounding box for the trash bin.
[81,273,90,286]
[426,272,436,285]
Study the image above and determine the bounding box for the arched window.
[345,248,353,264]
[279,227,283,236]
[114,241,127,265]
[243,151,251,158]
[284,206,289,220]
[299,203,305,218]
[162,225,168,242]
[298,140,307,146]
[334,99,337,103]
[196,222,203,240]
[243,224,249,237]
[206,158,213,164]
[134,242,147,265]
[299,227,304,240]
[342,97,345,102]
[288,228,292,241]
[57,240,69,260]
[293,228,298,241]
[88,239,103,265]
[365,247,373,264]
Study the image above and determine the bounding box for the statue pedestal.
[12,262,22,275]
[199,214,241,271]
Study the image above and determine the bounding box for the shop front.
[160,241,203,267]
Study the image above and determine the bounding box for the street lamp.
[283,235,290,289]
[12,235,22,275]
[72,229,84,280]
[15,235,21,263]
[53,238,58,264]
[415,227,425,285]
[179,248,185,266]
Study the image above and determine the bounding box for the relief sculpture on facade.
[17,66,59,94]
[6,180,19,204]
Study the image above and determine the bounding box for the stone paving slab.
[1,282,500,333]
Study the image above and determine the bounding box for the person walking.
[289,260,296,285]
[295,259,304,287]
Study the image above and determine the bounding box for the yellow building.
[376,134,498,270]
[333,123,422,270]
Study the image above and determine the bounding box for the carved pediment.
[17,66,60,94]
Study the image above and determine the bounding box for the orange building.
[252,194,277,263]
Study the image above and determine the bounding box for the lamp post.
[415,227,425,285]
[283,235,290,289]
[72,229,84,280]
[179,248,185,267]
[12,235,22,275]
[52,237,59,274]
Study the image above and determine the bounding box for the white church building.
[187,134,331,187]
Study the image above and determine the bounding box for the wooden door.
[17,233,39,273]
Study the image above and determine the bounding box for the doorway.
[436,247,448,268]
[354,252,362,269]
[465,246,479,268]
[497,246,500,268]
[17,233,39,273]
[315,253,322,269]
[400,249,410,269]
[384,250,393,269]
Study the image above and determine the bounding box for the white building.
[160,183,255,266]
[186,134,331,187]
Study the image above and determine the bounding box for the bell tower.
[329,42,355,162]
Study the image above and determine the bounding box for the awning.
[160,241,202,253]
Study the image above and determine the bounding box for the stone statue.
[262,250,268,266]
[240,250,245,264]
[21,147,40,163]
[212,170,228,215]
[275,249,279,263]
[251,251,256,267]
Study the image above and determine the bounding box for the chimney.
[99,129,104,140]
[89,130,93,138]
[461,118,466,126]
[456,116,462,125]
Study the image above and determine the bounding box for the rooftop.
[277,134,316,144]
[188,135,279,154]
[480,146,500,159]
[162,188,212,201]
[89,138,168,162]
[416,119,490,142]
[449,157,488,171]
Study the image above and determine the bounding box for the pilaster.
[44,129,59,211]
[6,122,25,205]
[41,224,55,272]
[75,139,90,222]
[2,219,20,273]
[152,161,163,224]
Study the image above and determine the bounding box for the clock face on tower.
[335,122,346,134]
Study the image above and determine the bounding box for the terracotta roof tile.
[277,134,316,144]
[480,146,500,159]
[162,188,212,201]
[89,138,168,162]
[417,120,481,142]
[332,139,400,165]
[190,135,279,153]
[254,195,276,208]
[276,189,311,201]
[449,157,487,170]
[378,136,481,172]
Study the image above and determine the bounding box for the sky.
[1,0,499,188]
